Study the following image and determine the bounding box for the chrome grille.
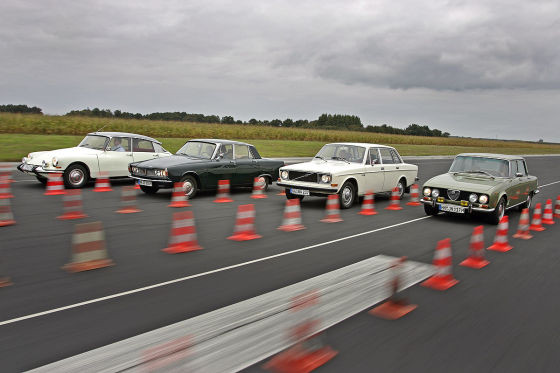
[447,189,461,201]
[288,171,318,183]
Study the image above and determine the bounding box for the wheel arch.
[66,161,91,178]
[181,171,201,189]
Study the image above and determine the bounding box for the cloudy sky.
[1,0,559,141]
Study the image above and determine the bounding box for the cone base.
[513,232,533,240]
[264,346,337,373]
[542,220,555,225]
[213,198,233,203]
[406,202,421,206]
[251,195,268,199]
[554,214,560,218]
[277,191,286,196]
[63,259,114,273]
[93,188,112,192]
[44,191,65,196]
[421,276,459,291]
[0,194,14,199]
[57,212,88,220]
[385,205,403,210]
[134,184,140,190]
[529,225,546,231]
[168,202,190,208]
[117,208,142,214]
[369,301,417,320]
[487,244,513,252]
[228,232,262,241]
[0,277,13,287]
[278,224,306,232]
[0,220,16,226]
[162,244,202,254]
[359,210,378,216]
[320,217,343,223]
[459,257,490,269]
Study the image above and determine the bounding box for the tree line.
[0,104,43,115]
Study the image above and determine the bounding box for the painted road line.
[0,216,431,327]
[539,180,560,188]
[27,255,434,373]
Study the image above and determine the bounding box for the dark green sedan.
[421,153,539,224]
[129,139,284,198]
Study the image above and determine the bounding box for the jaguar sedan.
[129,139,284,198]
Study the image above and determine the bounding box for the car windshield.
[176,141,217,159]
[315,144,366,163]
[78,135,109,150]
[449,156,510,177]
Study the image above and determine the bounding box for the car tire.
[424,203,439,216]
[36,176,47,185]
[396,178,406,199]
[286,190,304,201]
[489,197,506,225]
[338,181,356,209]
[261,176,270,192]
[139,185,160,194]
[180,175,198,199]
[518,193,532,211]
[63,164,89,188]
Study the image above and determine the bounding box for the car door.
[97,136,133,177]
[232,144,257,186]
[504,160,522,205]
[363,148,385,193]
[132,138,160,163]
[208,144,236,187]
[515,159,531,202]
[379,148,399,191]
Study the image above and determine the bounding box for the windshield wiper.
[314,156,327,162]
[331,156,350,164]
[454,170,495,179]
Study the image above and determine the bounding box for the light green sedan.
[421,153,539,224]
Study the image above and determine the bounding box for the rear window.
[133,139,155,153]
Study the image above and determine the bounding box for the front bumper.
[130,175,174,188]
[421,197,495,213]
[17,163,62,178]
[277,181,338,195]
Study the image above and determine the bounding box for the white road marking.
[0,216,430,327]
[539,180,560,188]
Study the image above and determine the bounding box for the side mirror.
[217,152,224,160]
[515,172,523,177]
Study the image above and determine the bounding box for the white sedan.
[17,131,171,188]
[277,143,419,208]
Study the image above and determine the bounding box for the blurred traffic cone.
[359,191,377,215]
[542,199,555,225]
[529,203,546,232]
[44,172,65,195]
[228,204,262,241]
[385,187,403,210]
[513,208,533,240]
[321,194,342,223]
[523,186,530,196]
[421,238,459,291]
[57,189,87,220]
[134,181,140,190]
[278,199,305,231]
[460,226,490,268]
[487,216,513,252]
[117,186,142,213]
[554,196,560,218]
[406,184,421,206]
[0,163,12,179]
[0,277,12,287]
[163,211,203,253]
[251,177,267,199]
[63,221,114,272]
[0,177,13,199]
[93,172,112,192]
[214,179,233,203]
[370,257,417,319]
[0,198,15,226]
[169,182,190,208]
[277,189,286,196]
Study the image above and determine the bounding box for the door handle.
[381,167,385,170]
[396,167,400,169]
[126,153,133,157]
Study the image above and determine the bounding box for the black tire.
[489,197,506,225]
[286,190,304,201]
[260,176,270,192]
[140,184,160,194]
[396,178,406,199]
[180,175,198,199]
[424,203,439,216]
[63,164,89,188]
[338,181,356,209]
[518,193,532,211]
[36,176,47,185]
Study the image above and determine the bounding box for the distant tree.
[0,104,43,114]
[283,118,294,127]
[270,119,283,127]
[221,116,235,124]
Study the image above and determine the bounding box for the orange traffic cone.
[369,257,418,319]
[44,172,65,195]
[162,211,203,253]
[93,172,112,192]
[134,181,140,190]
[214,179,233,203]
[277,188,286,196]
[0,199,15,227]
[554,196,560,218]
[63,221,114,272]
[385,187,403,210]
[460,226,490,269]
[0,176,13,199]
[117,186,142,213]
[0,163,12,179]
[278,199,305,231]
[321,194,342,223]
[359,191,377,215]
[513,208,533,240]
[529,203,546,232]
[542,199,555,225]
[228,204,262,241]
[421,238,459,291]
[406,184,421,206]
[168,182,190,208]
[57,189,87,220]
[487,216,513,252]
[251,177,267,199]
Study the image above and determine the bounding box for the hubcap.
[397,182,404,197]
[526,195,532,209]
[498,201,505,219]
[69,169,84,185]
[341,186,353,206]
[182,181,194,197]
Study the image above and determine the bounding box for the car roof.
[328,142,393,148]
[88,132,161,144]
[456,153,524,161]
[189,139,253,146]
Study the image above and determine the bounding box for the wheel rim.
[498,200,505,220]
[526,195,532,209]
[182,180,195,197]
[397,181,404,197]
[341,186,353,207]
[69,169,84,186]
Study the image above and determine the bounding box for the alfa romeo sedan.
[421,153,539,224]
[276,143,418,208]
[129,139,284,198]
[17,131,171,188]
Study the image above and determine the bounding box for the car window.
[153,143,167,153]
[517,160,527,176]
[368,148,380,165]
[510,161,518,177]
[390,149,402,164]
[220,144,233,160]
[234,144,250,159]
[79,135,109,150]
[250,146,261,159]
[314,144,365,163]
[133,139,154,153]
[177,141,216,159]
[449,156,510,177]
[108,137,131,152]
[379,148,394,164]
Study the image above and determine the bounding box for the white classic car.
[277,143,419,208]
[17,131,171,188]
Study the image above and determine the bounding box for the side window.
[250,146,261,159]
[368,148,380,165]
[108,137,130,152]
[379,148,394,164]
[509,161,518,177]
[234,144,250,159]
[153,143,167,153]
[220,144,233,160]
[517,160,527,176]
[133,139,155,153]
[390,149,402,164]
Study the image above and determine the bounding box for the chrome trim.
[130,176,174,185]
[420,199,495,212]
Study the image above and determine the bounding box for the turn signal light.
[437,197,444,203]
[460,201,468,206]
[331,183,338,187]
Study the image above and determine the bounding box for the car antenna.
[95,123,109,133]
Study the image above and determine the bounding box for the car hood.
[26,147,102,164]
[133,155,209,168]
[282,159,362,174]
[424,173,505,193]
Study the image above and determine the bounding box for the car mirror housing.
[515,172,523,177]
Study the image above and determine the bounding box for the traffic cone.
[0,176,13,199]
[251,177,267,199]
[406,184,421,206]
[359,191,377,215]
[214,179,233,203]
[44,172,65,195]
[278,199,305,231]
[228,204,262,241]
[277,189,286,196]
[385,187,403,210]
[162,211,203,253]
[134,181,140,190]
[487,216,513,252]
[63,221,114,272]
[57,189,87,220]
[0,198,15,226]
[369,257,418,319]
[321,194,343,223]
[0,277,12,287]
[0,163,13,180]
[529,203,546,232]
[421,238,459,291]
[460,226,490,268]
[168,182,190,208]
[117,186,142,213]
[93,172,112,192]
[513,208,533,240]
[542,199,555,225]
[554,196,560,218]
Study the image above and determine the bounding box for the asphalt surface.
[1,156,559,372]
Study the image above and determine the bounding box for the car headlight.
[479,194,489,204]
[52,157,59,167]
[42,160,49,168]
[281,170,288,180]
[469,193,478,203]
[154,168,168,177]
[22,157,27,163]
[431,188,440,198]
[423,187,431,196]
[320,174,331,183]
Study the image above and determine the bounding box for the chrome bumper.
[276,181,338,194]
[130,175,174,186]
[17,163,62,177]
[420,198,495,213]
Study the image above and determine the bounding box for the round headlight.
[469,193,478,203]
[321,174,331,183]
[22,157,27,163]
[479,195,488,204]
[431,188,440,198]
[281,170,288,180]
[423,187,431,196]
[52,157,59,167]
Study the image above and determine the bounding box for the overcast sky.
[1,0,559,142]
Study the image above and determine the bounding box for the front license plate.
[439,204,465,214]
[138,180,152,187]
[290,188,310,196]
[21,164,34,171]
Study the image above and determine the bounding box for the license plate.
[290,188,310,196]
[138,180,152,187]
[21,164,34,171]
[439,204,465,214]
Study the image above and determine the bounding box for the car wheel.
[424,203,439,216]
[338,181,356,209]
[63,164,89,188]
[260,176,270,192]
[489,197,506,225]
[518,193,532,211]
[180,175,198,199]
[396,178,406,199]
[36,176,47,185]
[139,185,160,194]
[286,190,304,201]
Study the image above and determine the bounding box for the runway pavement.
[1,156,560,372]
